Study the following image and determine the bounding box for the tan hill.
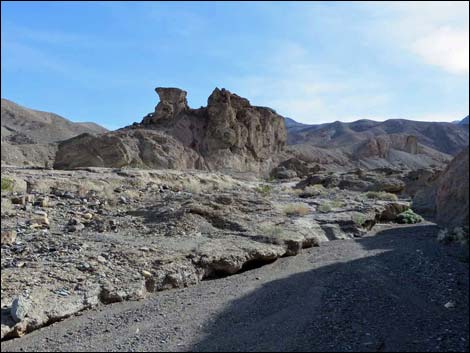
[1,98,108,144]
[1,98,108,167]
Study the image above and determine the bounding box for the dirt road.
[2,223,468,352]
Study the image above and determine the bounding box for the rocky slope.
[1,99,108,167]
[1,166,413,339]
[55,88,287,175]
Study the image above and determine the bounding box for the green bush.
[365,191,398,201]
[1,178,14,192]
[396,209,423,224]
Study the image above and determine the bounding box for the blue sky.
[1,1,469,129]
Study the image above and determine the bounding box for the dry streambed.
[1,167,411,340]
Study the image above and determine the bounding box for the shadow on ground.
[191,225,469,352]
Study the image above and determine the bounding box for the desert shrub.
[283,203,310,216]
[437,227,469,245]
[318,202,332,213]
[351,212,367,226]
[330,200,345,208]
[1,178,14,192]
[396,209,423,224]
[365,191,398,201]
[184,180,203,194]
[255,184,273,196]
[279,186,303,196]
[300,185,328,198]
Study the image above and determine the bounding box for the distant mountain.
[1,98,108,144]
[284,117,312,129]
[285,118,469,170]
[1,98,108,166]
[459,116,469,125]
[286,118,468,155]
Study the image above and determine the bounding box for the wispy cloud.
[227,40,391,124]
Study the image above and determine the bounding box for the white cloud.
[411,26,469,74]
[365,1,469,75]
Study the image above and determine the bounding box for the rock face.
[435,149,469,227]
[55,87,287,175]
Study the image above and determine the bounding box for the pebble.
[444,301,456,309]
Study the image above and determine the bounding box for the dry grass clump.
[258,224,283,237]
[364,191,398,201]
[301,185,328,198]
[283,203,310,216]
[255,184,273,196]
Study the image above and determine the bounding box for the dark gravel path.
[2,223,468,352]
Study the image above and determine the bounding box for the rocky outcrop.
[435,149,469,227]
[142,88,189,124]
[55,87,287,175]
